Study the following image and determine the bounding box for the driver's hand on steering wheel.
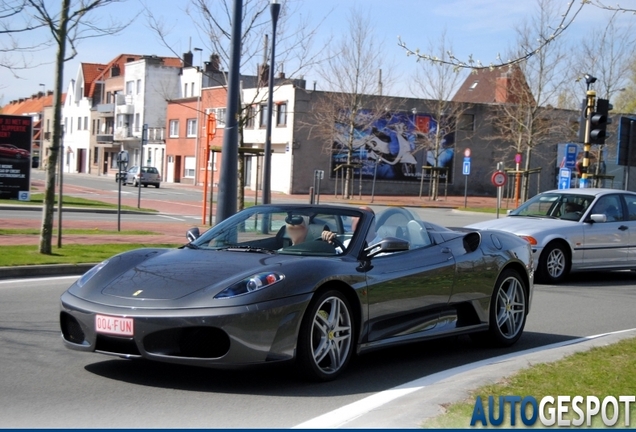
[321,230,336,243]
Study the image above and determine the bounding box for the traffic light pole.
[580,90,596,188]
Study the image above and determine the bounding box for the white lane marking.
[294,327,636,428]
[157,214,186,221]
[0,275,79,285]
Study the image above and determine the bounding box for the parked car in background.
[0,144,30,159]
[118,166,161,188]
[59,204,533,382]
[466,188,636,283]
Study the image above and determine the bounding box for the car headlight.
[215,272,285,299]
[519,235,538,245]
[77,260,109,287]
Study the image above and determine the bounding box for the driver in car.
[285,215,310,245]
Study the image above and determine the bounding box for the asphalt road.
[1,272,635,428]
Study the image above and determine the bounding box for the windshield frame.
[509,192,595,221]
[190,205,367,256]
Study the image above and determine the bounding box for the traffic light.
[590,98,612,145]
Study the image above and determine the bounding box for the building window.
[184,156,195,178]
[245,105,255,128]
[191,82,195,97]
[126,80,134,95]
[135,113,140,132]
[215,108,226,128]
[77,117,81,130]
[259,104,268,127]
[93,149,99,164]
[136,79,142,94]
[458,114,475,131]
[186,118,197,137]
[169,120,179,137]
[276,102,287,126]
[84,116,88,131]
[184,83,188,97]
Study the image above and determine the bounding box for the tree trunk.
[39,0,69,254]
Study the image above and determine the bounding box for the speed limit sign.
[491,170,507,187]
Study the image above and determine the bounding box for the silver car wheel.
[546,247,566,278]
[310,295,352,375]
[495,275,526,339]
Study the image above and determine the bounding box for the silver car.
[467,188,636,283]
[124,166,161,188]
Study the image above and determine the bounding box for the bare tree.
[1,0,131,254]
[488,0,573,202]
[146,0,326,209]
[411,31,468,200]
[567,11,636,103]
[614,57,636,114]
[307,8,397,199]
[398,0,585,72]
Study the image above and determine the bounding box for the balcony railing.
[96,134,114,143]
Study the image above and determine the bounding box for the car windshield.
[509,192,594,221]
[190,206,367,256]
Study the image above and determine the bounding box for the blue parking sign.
[558,168,571,189]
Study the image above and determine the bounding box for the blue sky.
[1,0,632,104]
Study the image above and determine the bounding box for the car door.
[365,244,455,342]
[582,193,631,268]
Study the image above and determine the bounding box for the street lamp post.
[262,0,280,205]
[215,0,243,224]
[194,47,203,187]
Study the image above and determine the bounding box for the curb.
[0,263,96,280]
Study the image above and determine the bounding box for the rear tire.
[297,290,354,382]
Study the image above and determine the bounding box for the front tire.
[297,290,354,382]
[538,242,570,284]
[474,268,527,347]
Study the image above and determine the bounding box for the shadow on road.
[84,331,578,397]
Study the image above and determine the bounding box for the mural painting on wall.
[331,110,455,183]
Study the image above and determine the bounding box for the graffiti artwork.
[331,110,455,183]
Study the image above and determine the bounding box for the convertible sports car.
[467,188,636,284]
[60,204,534,381]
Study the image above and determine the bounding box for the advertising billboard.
[331,110,455,183]
[0,115,33,200]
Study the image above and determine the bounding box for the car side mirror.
[364,237,410,258]
[589,214,607,223]
[186,227,201,242]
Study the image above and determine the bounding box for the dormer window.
[469,81,479,90]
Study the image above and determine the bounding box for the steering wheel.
[315,235,345,250]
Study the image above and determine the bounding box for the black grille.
[143,327,230,359]
[95,335,141,356]
[60,312,86,344]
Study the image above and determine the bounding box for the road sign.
[515,153,522,164]
[463,157,471,175]
[491,170,507,187]
[558,168,571,189]
[565,144,578,169]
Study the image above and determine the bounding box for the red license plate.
[95,314,134,337]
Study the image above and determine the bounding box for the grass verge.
[0,244,179,266]
[0,193,156,212]
[423,337,636,428]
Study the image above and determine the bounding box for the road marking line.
[0,276,79,286]
[294,327,636,428]
[157,214,186,221]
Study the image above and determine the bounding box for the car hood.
[68,248,302,307]
[467,216,577,235]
